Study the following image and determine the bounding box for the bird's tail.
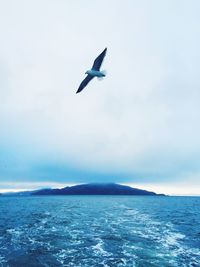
[102,69,107,76]
[98,70,107,81]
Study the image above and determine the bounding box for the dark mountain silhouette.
[32,183,165,196]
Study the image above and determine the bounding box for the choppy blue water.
[0,196,200,267]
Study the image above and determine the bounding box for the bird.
[76,48,107,94]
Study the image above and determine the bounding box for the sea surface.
[0,196,199,267]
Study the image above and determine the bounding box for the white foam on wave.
[118,204,200,266]
[163,231,185,246]
[41,218,48,224]
[0,255,6,265]
[56,249,68,265]
[92,238,112,257]
[7,228,22,236]
[56,248,79,266]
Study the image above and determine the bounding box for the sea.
[0,196,199,267]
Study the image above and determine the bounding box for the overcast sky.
[0,0,200,195]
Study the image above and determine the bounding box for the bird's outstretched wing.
[76,75,94,94]
[92,48,107,71]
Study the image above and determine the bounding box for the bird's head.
[85,70,90,75]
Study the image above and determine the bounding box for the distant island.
[31,183,165,196]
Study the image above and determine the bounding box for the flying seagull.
[76,48,107,94]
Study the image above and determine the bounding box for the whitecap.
[92,238,112,257]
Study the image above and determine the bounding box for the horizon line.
[0,182,200,197]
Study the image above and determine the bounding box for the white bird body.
[85,69,106,77]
